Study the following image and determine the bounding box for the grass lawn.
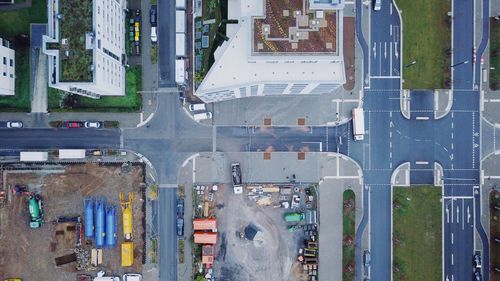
[343,189,355,281]
[396,0,451,89]
[393,185,442,281]
[490,18,500,90]
[48,66,142,112]
[0,0,47,111]
[490,190,500,281]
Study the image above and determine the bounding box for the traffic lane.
[369,185,392,281]
[159,188,178,281]
[409,90,434,111]
[0,128,121,149]
[363,90,401,111]
[444,198,474,281]
[452,0,474,90]
[368,111,393,170]
[474,187,490,281]
[158,0,176,87]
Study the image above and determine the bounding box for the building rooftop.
[253,0,337,54]
[193,218,217,231]
[57,0,93,82]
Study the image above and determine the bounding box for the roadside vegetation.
[490,18,500,90]
[396,0,451,89]
[342,189,355,281]
[48,66,142,112]
[393,186,441,281]
[490,190,500,280]
[0,0,47,111]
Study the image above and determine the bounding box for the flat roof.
[57,0,93,82]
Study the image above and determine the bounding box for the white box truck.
[175,59,186,85]
[176,0,186,10]
[20,151,48,162]
[352,108,365,141]
[58,149,86,159]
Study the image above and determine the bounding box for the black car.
[150,5,157,27]
[474,254,482,269]
[177,217,184,236]
[231,163,242,185]
[177,198,184,217]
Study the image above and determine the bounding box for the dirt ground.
[0,163,145,280]
[343,17,355,91]
[213,185,307,281]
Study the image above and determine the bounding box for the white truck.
[58,149,86,159]
[352,108,365,141]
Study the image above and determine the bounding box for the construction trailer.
[58,149,86,159]
[121,241,134,267]
[20,151,48,162]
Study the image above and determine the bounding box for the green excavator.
[28,194,43,229]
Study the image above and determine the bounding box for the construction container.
[176,10,186,33]
[95,199,106,248]
[20,151,48,161]
[120,192,134,241]
[106,205,116,247]
[84,199,94,238]
[121,242,134,267]
[58,149,86,159]
[284,212,304,223]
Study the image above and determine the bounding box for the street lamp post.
[404,60,417,68]
[451,60,469,68]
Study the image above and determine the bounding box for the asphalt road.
[158,0,176,87]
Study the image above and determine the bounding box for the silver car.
[7,121,23,128]
[84,121,101,128]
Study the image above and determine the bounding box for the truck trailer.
[20,151,48,162]
[352,108,365,141]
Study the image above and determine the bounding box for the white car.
[373,0,381,11]
[189,103,206,111]
[151,26,157,43]
[123,273,142,281]
[84,121,101,128]
[7,121,23,128]
[193,112,212,121]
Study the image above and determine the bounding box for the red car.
[64,121,83,128]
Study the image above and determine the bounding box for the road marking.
[370,75,401,79]
[415,161,429,165]
[390,2,393,14]
[446,206,449,223]
[451,122,454,129]
[451,132,454,139]
[456,206,459,224]
[451,143,454,150]
[390,152,392,158]
[416,116,430,120]
[384,42,387,59]
[390,24,392,36]
[451,200,454,223]
[467,205,471,223]
[462,199,465,229]
[443,196,474,199]
[451,253,454,265]
[373,42,377,59]
[389,121,394,127]
[390,42,393,76]
[451,232,454,244]
[394,42,399,58]
[390,142,392,148]
[389,131,392,138]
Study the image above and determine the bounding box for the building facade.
[0,38,15,96]
[43,0,126,98]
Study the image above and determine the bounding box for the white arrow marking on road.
[390,121,394,128]
[467,206,471,223]
[373,43,377,59]
[384,42,387,59]
[446,276,449,281]
[395,42,399,59]
[456,207,459,223]
[449,154,454,161]
[446,206,449,223]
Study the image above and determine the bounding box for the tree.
[208,0,218,11]
[195,275,206,281]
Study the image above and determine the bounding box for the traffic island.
[490,18,500,90]
[342,189,355,281]
[392,185,442,281]
[396,0,451,89]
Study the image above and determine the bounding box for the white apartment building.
[43,0,126,98]
[194,0,345,103]
[0,37,15,96]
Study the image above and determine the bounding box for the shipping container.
[175,59,186,85]
[84,199,94,238]
[105,205,116,247]
[176,0,186,9]
[95,199,106,248]
[176,11,186,33]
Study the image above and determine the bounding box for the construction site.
[0,163,146,281]
[190,163,319,281]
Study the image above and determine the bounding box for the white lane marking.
[451,122,454,129]
[373,42,377,59]
[390,24,392,36]
[451,143,454,150]
[416,116,430,120]
[384,42,387,59]
[390,2,393,14]
[451,132,454,139]
[390,142,393,148]
[390,131,392,138]
[390,42,393,76]
[451,232,454,244]
[467,205,471,223]
[456,206,459,224]
[451,253,454,265]
[390,152,393,158]
[394,42,399,59]
[446,205,450,223]
[451,200,454,223]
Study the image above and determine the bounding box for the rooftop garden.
[58,0,93,82]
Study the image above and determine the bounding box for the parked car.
[193,112,212,121]
[151,26,157,43]
[231,163,242,185]
[6,121,23,128]
[134,42,141,55]
[150,5,157,27]
[474,254,482,269]
[84,121,101,128]
[64,121,83,128]
[177,217,184,236]
[189,103,206,111]
[177,198,184,217]
[373,0,381,11]
[123,274,142,281]
[474,270,481,281]
[364,250,371,267]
